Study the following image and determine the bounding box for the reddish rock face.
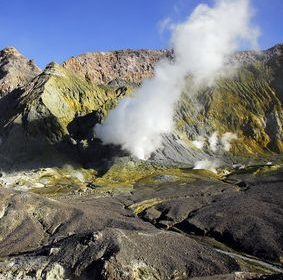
[62,49,173,86]
[0,47,41,97]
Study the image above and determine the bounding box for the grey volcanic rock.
[0,47,40,97]
[0,188,240,279]
[0,188,148,257]
[190,273,283,280]
[0,167,282,279]
[126,171,236,226]
[185,167,283,262]
[130,167,283,263]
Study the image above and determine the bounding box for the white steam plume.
[208,132,219,152]
[193,131,238,173]
[192,136,206,150]
[221,132,238,151]
[193,159,221,174]
[95,0,259,160]
[193,131,238,152]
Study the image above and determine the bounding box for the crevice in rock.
[174,220,205,236]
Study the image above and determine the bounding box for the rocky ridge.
[63,49,173,86]
[0,47,40,97]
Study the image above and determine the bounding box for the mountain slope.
[171,61,283,158]
[0,47,40,97]
[0,45,282,171]
[148,45,283,163]
[0,62,130,171]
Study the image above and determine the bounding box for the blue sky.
[0,0,282,68]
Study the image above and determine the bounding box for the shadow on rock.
[0,111,127,175]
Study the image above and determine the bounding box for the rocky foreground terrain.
[0,45,282,279]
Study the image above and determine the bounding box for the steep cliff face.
[22,63,122,140]
[63,49,173,86]
[0,47,40,97]
[231,43,283,101]
[169,61,283,160]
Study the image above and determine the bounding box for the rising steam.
[193,131,238,173]
[192,131,238,153]
[95,0,259,160]
[193,159,221,174]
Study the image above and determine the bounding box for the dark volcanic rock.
[0,188,240,279]
[185,168,283,263]
[0,168,282,279]
[190,272,283,280]
[128,167,283,263]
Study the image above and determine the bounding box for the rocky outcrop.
[0,47,40,97]
[63,49,173,86]
[128,165,283,263]
[0,166,282,279]
[0,62,128,171]
[0,186,240,279]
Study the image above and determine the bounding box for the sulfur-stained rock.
[0,45,283,172]
[0,62,128,171]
